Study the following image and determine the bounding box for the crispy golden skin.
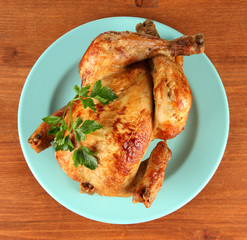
[28,21,204,207]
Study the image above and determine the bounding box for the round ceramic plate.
[18,17,229,224]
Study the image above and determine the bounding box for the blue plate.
[18,17,229,224]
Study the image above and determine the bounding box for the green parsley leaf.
[74,85,90,98]
[67,137,75,151]
[74,85,80,95]
[94,95,109,105]
[60,118,69,131]
[54,134,65,151]
[72,147,98,170]
[54,128,65,142]
[81,146,97,155]
[79,85,90,97]
[55,142,64,151]
[83,151,97,170]
[42,115,61,125]
[73,116,83,129]
[62,135,74,151]
[47,125,61,135]
[90,80,118,105]
[75,128,85,143]
[97,86,118,105]
[90,80,102,97]
[81,98,96,113]
[54,128,66,151]
[72,148,84,168]
[80,120,102,134]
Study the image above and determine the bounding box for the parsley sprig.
[42,80,118,170]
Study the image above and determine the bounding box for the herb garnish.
[42,80,118,170]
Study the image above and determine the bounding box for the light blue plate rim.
[18,16,229,224]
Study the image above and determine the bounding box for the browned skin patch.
[95,104,105,121]
[111,111,152,178]
[173,88,184,110]
[155,124,184,140]
[113,131,148,178]
[114,47,128,59]
[116,106,126,115]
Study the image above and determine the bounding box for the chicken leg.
[131,20,191,206]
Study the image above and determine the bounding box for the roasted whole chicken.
[28,20,204,208]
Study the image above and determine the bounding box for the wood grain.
[0,0,247,239]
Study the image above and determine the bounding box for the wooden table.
[1,0,246,239]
